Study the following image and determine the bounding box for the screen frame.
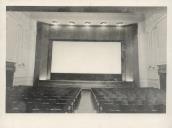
[47,39,125,81]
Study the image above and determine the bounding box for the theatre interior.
[6,6,167,113]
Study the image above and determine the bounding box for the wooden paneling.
[124,24,139,83]
[39,80,123,89]
[158,64,166,91]
[50,26,124,41]
[51,73,122,81]
[6,62,16,87]
[34,22,139,87]
[33,22,42,86]
[49,25,125,82]
[47,41,53,79]
[39,23,50,80]
[33,22,50,86]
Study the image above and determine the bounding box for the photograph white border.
[0,0,172,128]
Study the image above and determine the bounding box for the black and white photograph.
[1,0,172,128]
[5,6,167,113]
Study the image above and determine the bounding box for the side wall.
[138,9,167,88]
[6,12,36,86]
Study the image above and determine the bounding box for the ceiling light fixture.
[52,21,59,25]
[100,22,107,25]
[85,21,91,25]
[116,22,124,26]
[69,21,75,25]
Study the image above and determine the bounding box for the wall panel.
[138,10,167,88]
[33,22,50,86]
[6,12,36,86]
[36,24,139,87]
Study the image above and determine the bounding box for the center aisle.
[75,89,97,113]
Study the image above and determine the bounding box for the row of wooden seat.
[91,87,166,113]
[6,86,81,113]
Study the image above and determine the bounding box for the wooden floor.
[75,90,97,113]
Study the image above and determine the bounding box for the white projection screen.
[51,41,121,74]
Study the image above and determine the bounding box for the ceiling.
[29,12,144,26]
[7,6,166,26]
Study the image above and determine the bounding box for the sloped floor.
[75,89,97,113]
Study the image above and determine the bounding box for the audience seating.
[91,86,166,113]
[6,86,81,113]
[6,83,166,113]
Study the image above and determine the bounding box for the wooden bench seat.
[6,86,81,113]
[91,87,166,113]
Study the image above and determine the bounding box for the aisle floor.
[75,89,97,113]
